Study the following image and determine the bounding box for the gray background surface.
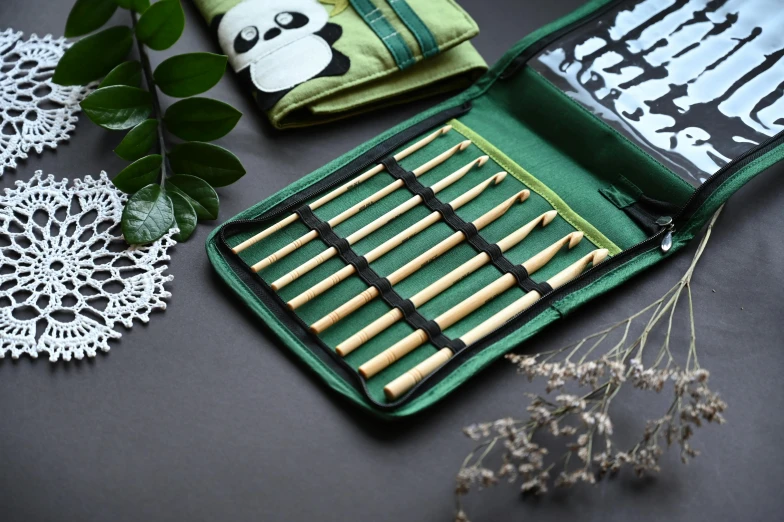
[1,1,783,521]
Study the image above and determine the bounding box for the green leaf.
[114,0,150,12]
[167,174,219,220]
[169,191,198,241]
[153,52,227,97]
[122,184,174,244]
[114,119,158,161]
[112,154,162,193]
[99,60,142,88]
[53,26,133,85]
[65,0,118,37]
[163,98,241,141]
[80,85,152,130]
[135,0,185,51]
[169,142,245,188]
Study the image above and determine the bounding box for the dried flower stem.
[455,207,727,521]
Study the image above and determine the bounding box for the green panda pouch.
[194,0,488,128]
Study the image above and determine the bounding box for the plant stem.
[130,11,167,188]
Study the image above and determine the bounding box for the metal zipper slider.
[656,216,674,252]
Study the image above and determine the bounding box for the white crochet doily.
[0,28,93,175]
[0,172,176,361]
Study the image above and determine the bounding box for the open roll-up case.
[207,0,784,418]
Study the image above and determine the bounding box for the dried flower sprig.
[455,207,727,521]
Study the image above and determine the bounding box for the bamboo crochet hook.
[250,139,472,272]
[232,125,453,254]
[271,154,488,290]
[286,171,507,310]
[308,190,530,333]
[336,210,558,356]
[383,248,610,400]
[358,232,584,379]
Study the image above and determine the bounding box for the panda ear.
[210,13,224,32]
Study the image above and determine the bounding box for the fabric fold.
[194,0,487,128]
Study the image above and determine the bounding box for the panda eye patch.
[234,26,259,54]
[274,12,309,29]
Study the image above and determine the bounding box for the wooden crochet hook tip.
[541,209,558,226]
[567,231,584,248]
[272,155,488,292]
[231,125,453,254]
[458,248,611,349]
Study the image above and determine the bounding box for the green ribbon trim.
[450,119,622,256]
[350,0,416,69]
[385,0,439,58]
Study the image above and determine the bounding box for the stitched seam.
[351,0,415,69]
[386,0,439,58]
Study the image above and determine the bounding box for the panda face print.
[217,0,329,74]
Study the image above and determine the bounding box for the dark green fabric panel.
[450,119,622,254]
[458,67,694,249]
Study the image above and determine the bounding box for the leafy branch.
[53,0,245,245]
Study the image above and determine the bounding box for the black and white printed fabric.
[533,0,784,185]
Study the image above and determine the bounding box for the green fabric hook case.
[207,0,784,418]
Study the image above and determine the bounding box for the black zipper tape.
[499,0,627,80]
[673,130,784,227]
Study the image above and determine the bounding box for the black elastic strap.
[295,206,463,351]
[381,157,553,297]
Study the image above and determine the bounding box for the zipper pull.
[656,216,674,252]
